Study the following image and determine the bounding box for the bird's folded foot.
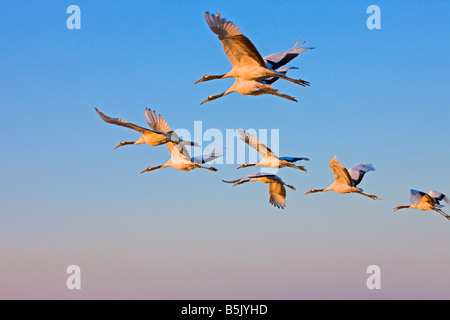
[297,79,310,87]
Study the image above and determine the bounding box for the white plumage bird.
[196,12,310,104]
[140,108,221,173]
[95,108,199,149]
[394,189,450,220]
[236,129,309,171]
[222,172,296,209]
[305,156,381,200]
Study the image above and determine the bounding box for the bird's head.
[200,97,212,105]
[140,166,154,174]
[305,189,317,195]
[393,205,407,212]
[194,75,210,84]
[115,141,127,149]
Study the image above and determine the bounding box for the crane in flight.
[140,108,222,173]
[196,12,311,104]
[222,172,296,209]
[236,129,308,171]
[95,108,199,149]
[196,12,310,85]
[394,189,450,220]
[305,156,381,200]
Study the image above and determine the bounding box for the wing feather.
[269,182,287,209]
[329,156,353,186]
[238,129,273,157]
[96,108,152,134]
[144,108,190,159]
[264,46,312,71]
[205,12,265,67]
[348,164,375,186]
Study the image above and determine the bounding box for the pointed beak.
[140,168,151,174]
[114,143,122,149]
[194,79,203,84]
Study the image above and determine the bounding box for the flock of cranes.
[95,12,448,220]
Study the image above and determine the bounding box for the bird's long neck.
[207,74,227,81]
[307,188,326,194]
[141,164,163,173]
[115,140,136,149]
[394,205,410,212]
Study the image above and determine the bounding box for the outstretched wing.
[329,156,353,186]
[429,190,449,205]
[279,157,310,163]
[348,164,375,186]
[145,108,172,133]
[269,182,287,209]
[238,129,273,157]
[191,146,227,164]
[145,108,190,159]
[205,12,266,68]
[264,40,313,71]
[222,172,275,184]
[96,108,157,135]
[410,189,428,206]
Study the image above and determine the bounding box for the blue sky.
[1,0,450,299]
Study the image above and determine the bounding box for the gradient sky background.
[1,0,449,299]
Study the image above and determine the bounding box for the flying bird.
[236,129,308,171]
[198,39,313,104]
[222,172,296,209]
[95,108,199,149]
[195,12,310,87]
[394,189,450,220]
[140,108,220,173]
[305,156,381,200]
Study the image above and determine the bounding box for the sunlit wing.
[329,156,353,186]
[269,182,287,209]
[410,189,428,205]
[238,129,273,157]
[145,108,190,159]
[205,12,266,68]
[145,108,172,133]
[96,108,161,135]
